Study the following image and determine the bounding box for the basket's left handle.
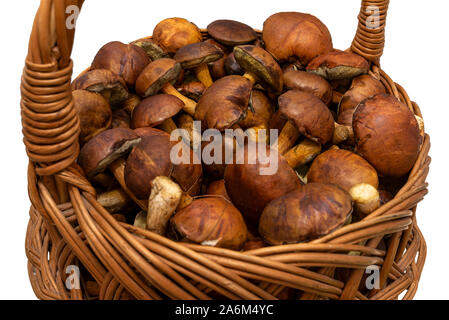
[21,0,84,176]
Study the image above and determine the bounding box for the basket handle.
[21,0,389,176]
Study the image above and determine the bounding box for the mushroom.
[206,180,230,201]
[72,90,112,144]
[263,12,333,67]
[307,149,380,215]
[307,51,370,80]
[111,109,131,129]
[170,197,248,250]
[131,94,184,134]
[72,69,129,107]
[233,45,283,94]
[225,53,244,76]
[135,58,198,116]
[91,41,150,88]
[259,183,353,245]
[283,69,332,105]
[96,189,132,214]
[201,132,236,179]
[174,41,224,88]
[224,143,302,225]
[121,94,141,115]
[204,39,230,81]
[207,19,257,46]
[153,18,202,54]
[131,38,169,61]
[177,81,206,101]
[239,90,274,130]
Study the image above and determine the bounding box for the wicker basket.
[22,0,430,300]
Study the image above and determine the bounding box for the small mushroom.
[225,52,244,76]
[177,81,206,101]
[96,189,132,214]
[207,19,257,46]
[72,69,129,107]
[91,41,150,88]
[170,197,248,250]
[72,90,112,144]
[308,149,380,215]
[131,94,184,134]
[259,183,353,245]
[153,18,203,54]
[174,41,224,88]
[239,90,274,129]
[283,69,332,105]
[353,94,421,177]
[307,51,370,80]
[131,38,170,61]
[233,45,283,94]
[263,12,333,66]
[135,58,198,116]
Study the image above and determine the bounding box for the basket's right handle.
[351,0,390,66]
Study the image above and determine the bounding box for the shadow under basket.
[22,0,430,300]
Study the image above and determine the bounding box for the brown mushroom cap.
[131,94,184,129]
[72,90,112,144]
[234,45,283,94]
[91,41,150,88]
[278,90,335,145]
[201,132,236,179]
[170,197,248,250]
[135,58,182,97]
[174,41,223,69]
[224,144,302,225]
[239,90,274,129]
[78,128,141,178]
[262,12,333,66]
[153,18,203,54]
[225,52,244,76]
[112,109,131,129]
[308,149,379,192]
[283,69,332,105]
[195,75,252,131]
[259,183,353,245]
[177,81,206,101]
[353,94,421,177]
[207,19,257,46]
[72,69,129,107]
[307,51,370,80]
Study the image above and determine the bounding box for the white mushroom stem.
[146,176,183,235]
[349,183,380,216]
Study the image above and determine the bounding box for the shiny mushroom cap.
[234,45,283,94]
[259,183,353,245]
[79,128,141,178]
[207,19,258,46]
[262,12,333,66]
[353,94,421,177]
[239,90,274,129]
[278,90,335,145]
[131,94,184,129]
[283,69,332,105]
[307,51,370,80]
[174,41,223,69]
[91,41,150,88]
[170,197,248,250]
[135,58,182,97]
[153,18,203,54]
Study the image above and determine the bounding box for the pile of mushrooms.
[72,13,422,250]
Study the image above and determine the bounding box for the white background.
[0,0,447,300]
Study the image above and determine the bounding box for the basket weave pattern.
[22,0,430,300]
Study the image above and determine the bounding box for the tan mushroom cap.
[224,144,302,225]
[207,19,257,46]
[72,90,112,144]
[263,12,333,66]
[307,51,370,80]
[91,41,150,88]
[307,149,379,192]
[153,18,203,54]
[174,41,223,69]
[170,197,248,250]
[131,94,184,129]
[78,128,141,178]
[283,69,332,105]
[259,183,353,245]
[353,94,421,177]
[195,75,252,131]
[135,58,182,97]
[278,90,335,145]
[234,45,283,94]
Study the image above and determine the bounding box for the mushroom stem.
[176,113,195,143]
[195,64,214,88]
[246,123,270,143]
[147,176,183,235]
[97,189,131,213]
[162,83,197,116]
[273,121,301,155]
[332,123,351,145]
[348,183,380,216]
[159,118,178,134]
[242,72,257,85]
[284,140,322,169]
